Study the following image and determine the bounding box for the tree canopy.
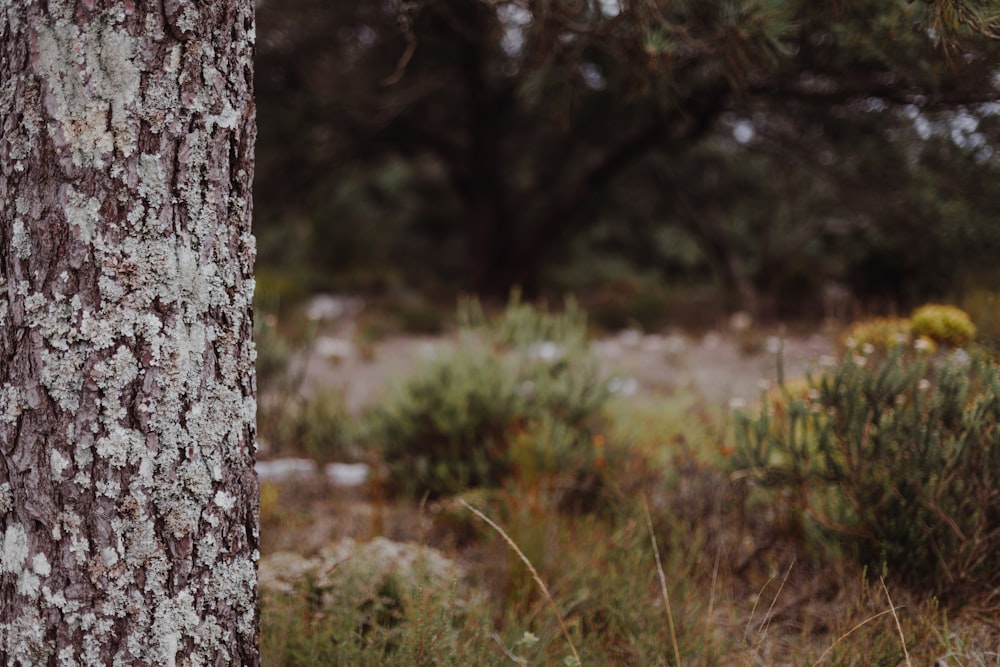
[254,0,1000,312]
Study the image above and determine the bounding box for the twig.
[881,577,913,667]
[460,500,582,666]
[744,558,795,667]
[642,496,683,667]
[757,558,795,640]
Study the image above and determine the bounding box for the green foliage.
[960,286,1000,356]
[254,310,292,389]
[733,349,1000,596]
[911,303,977,347]
[255,0,1000,304]
[260,542,492,666]
[271,389,356,463]
[364,298,609,498]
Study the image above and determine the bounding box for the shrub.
[260,539,491,666]
[840,305,976,359]
[732,349,1000,597]
[910,303,977,348]
[254,309,292,387]
[276,389,356,462]
[364,297,609,498]
[960,288,1000,357]
[840,317,911,354]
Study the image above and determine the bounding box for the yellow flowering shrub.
[841,317,911,353]
[910,304,976,347]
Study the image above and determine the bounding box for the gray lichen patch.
[11,220,31,259]
[39,348,85,413]
[0,385,25,424]
[33,9,142,167]
[0,484,13,516]
[63,185,102,246]
[0,524,29,574]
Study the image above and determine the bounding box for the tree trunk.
[0,2,258,665]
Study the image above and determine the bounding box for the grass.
[460,499,582,666]
[258,335,1000,665]
[259,401,1000,665]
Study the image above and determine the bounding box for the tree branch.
[516,85,730,267]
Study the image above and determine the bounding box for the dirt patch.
[295,328,836,413]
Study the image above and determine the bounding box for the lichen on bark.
[0,0,259,664]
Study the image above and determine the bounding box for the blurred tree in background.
[254,0,1000,316]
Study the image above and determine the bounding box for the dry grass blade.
[703,541,722,660]
[881,577,913,667]
[460,499,582,666]
[642,496,683,667]
[811,608,897,666]
[743,558,795,667]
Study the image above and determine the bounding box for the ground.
[299,326,836,414]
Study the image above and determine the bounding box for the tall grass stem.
[881,577,913,667]
[642,496,683,667]
[460,500,582,666]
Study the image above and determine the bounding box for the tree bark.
[0,1,258,665]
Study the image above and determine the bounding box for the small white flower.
[852,355,867,368]
[861,343,875,355]
[528,341,563,363]
[845,337,858,351]
[607,377,638,396]
[818,355,837,368]
[949,349,971,366]
[917,378,931,391]
[765,336,782,354]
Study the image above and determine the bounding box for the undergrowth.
[733,345,1000,597]
[259,301,1000,665]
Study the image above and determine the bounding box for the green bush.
[274,389,356,462]
[732,349,1000,596]
[364,297,609,498]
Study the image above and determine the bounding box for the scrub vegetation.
[258,300,1000,666]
